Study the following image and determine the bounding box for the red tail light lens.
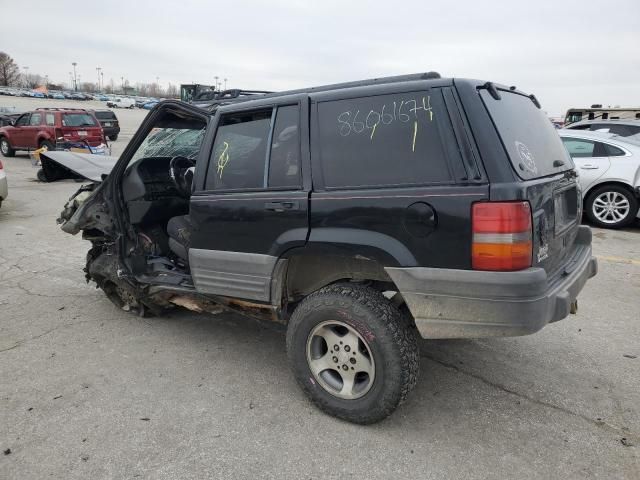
[472,201,532,271]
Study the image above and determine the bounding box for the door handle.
[264,201,300,212]
[580,164,599,170]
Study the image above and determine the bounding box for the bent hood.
[40,151,118,182]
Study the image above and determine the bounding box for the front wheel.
[585,185,638,229]
[0,137,15,157]
[286,283,419,424]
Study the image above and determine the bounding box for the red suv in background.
[0,108,105,157]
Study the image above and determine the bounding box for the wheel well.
[283,254,395,302]
[584,181,636,202]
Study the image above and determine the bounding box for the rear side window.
[604,144,625,156]
[481,90,573,179]
[29,113,42,126]
[268,105,300,188]
[206,110,272,190]
[317,92,453,188]
[62,113,97,127]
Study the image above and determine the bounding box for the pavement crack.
[421,353,639,442]
[0,320,93,353]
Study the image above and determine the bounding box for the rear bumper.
[386,226,598,339]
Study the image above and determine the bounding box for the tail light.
[472,201,532,271]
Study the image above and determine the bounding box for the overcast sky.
[2,0,638,115]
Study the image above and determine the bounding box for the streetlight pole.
[72,62,78,91]
[101,72,104,92]
[214,76,219,91]
[77,75,82,92]
[224,78,227,90]
[121,76,125,94]
[96,67,102,91]
[156,76,160,96]
[23,66,29,88]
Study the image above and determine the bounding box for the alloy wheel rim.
[306,320,375,400]
[592,192,630,224]
[1,140,7,154]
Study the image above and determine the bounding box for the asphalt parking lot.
[1,98,639,479]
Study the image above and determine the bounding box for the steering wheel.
[169,156,196,198]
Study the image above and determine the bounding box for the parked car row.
[0,86,165,108]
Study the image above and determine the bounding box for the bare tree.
[24,73,43,89]
[80,82,98,93]
[0,51,20,86]
[166,83,178,99]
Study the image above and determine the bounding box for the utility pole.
[96,67,102,91]
[72,62,78,91]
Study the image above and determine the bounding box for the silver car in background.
[559,130,640,228]
[0,158,7,209]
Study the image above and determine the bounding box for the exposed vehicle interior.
[119,108,207,280]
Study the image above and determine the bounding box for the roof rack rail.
[198,72,443,110]
[36,107,88,111]
[191,88,272,104]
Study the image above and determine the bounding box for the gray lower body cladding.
[189,248,277,302]
[386,226,598,339]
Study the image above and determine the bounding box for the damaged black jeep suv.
[58,73,597,424]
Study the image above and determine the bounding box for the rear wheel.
[0,137,15,157]
[286,283,419,424]
[585,185,638,228]
[108,134,118,141]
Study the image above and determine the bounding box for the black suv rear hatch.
[480,87,581,275]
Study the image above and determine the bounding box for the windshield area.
[130,127,206,165]
[480,89,573,179]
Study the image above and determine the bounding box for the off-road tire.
[0,137,15,157]
[286,282,419,424]
[585,184,638,229]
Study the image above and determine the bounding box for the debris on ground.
[623,354,637,359]
[620,437,634,447]
[3,448,11,455]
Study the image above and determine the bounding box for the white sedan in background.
[559,130,640,228]
[0,158,7,209]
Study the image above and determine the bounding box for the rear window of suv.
[62,113,97,127]
[480,89,573,179]
[94,111,117,121]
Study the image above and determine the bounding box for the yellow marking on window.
[412,121,417,152]
[216,141,230,178]
[370,123,377,140]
